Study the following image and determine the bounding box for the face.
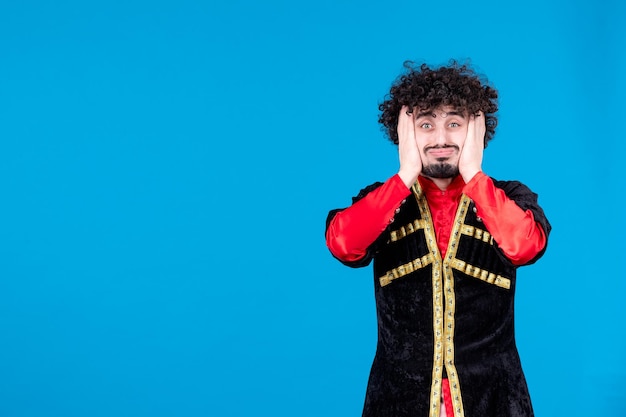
[413,105,468,179]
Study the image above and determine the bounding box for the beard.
[421,161,459,179]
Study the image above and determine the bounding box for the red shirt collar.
[417,175,466,196]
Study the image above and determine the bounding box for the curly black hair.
[378,60,499,147]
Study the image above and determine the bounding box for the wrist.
[460,168,481,184]
[398,169,418,188]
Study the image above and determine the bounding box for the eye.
[449,122,460,128]
[419,122,432,129]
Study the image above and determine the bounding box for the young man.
[325,62,551,417]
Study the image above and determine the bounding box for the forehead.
[416,105,467,119]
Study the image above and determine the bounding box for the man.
[325,61,551,417]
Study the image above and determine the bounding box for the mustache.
[424,144,460,152]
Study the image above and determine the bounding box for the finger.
[399,105,412,124]
[466,113,475,140]
[474,111,486,144]
[398,106,414,141]
[398,106,406,130]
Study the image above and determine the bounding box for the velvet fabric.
[326,178,551,417]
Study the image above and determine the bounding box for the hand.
[459,111,486,183]
[397,106,422,187]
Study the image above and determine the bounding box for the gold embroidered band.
[440,197,467,417]
[450,259,511,289]
[460,224,494,244]
[378,253,435,287]
[389,219,428,242]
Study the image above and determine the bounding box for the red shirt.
[326,172,546,265]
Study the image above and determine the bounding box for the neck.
[426,176,454,191]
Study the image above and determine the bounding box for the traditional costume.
[326,172,550,417]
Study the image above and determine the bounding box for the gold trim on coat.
[441,195,471,417]
[411,183,446,417]
[376,183,514,417]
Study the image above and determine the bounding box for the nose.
[434,126,448,145]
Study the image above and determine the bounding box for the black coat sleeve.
[325,181,387,268]
[493,179,552,266]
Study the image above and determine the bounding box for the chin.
[422,163,459,179]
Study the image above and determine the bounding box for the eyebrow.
[416,110,465,118]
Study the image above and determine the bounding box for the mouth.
[425,145,458,159]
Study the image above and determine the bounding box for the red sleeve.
[326,174,412,262]
[462,172,547,265]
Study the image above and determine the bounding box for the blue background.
[0,0,624,416]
